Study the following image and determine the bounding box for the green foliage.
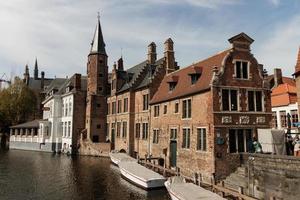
[0,77,37,131]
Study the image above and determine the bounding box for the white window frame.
[247,90,264,112]
[196,127,207,152]
[182,98,192,119]
[221,89,239,111]
[233,59,250,80]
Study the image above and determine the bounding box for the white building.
[269,69,299,134]
[10,74,86,154]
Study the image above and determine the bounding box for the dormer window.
[169,82,177,91]
[190,73,201,84]
[235,61,249,79]
[167,75,178,92]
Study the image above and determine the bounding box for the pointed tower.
[85,14,109,143]
[34,58,38,80]
[23,64,30,85]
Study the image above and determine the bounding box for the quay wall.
[79,141,110,157]
[9,141,61,153]
[240,153,300,200]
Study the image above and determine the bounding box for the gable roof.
[117,58,164,93]
[10,119,45,129]
[150,49,230,104]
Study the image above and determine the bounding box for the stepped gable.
[117,58,164,93]
[150,49,230,104]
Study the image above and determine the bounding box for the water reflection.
[0,150,169,200]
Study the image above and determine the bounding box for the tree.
[0,77,37,133]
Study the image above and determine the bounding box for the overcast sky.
[1,0,300,81]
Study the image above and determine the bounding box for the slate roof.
[116,58,165,93]
[43,78,68,94]
[10,119,46,128]
[150,49,230,104]
[90,18,106,55]
[136,58,164,90]
[117,60,148,93]
[27,77,53,91]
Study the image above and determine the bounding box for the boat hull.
[120,166,165,190]
[164,181,182,200]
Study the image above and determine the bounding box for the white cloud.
[255,14,300,76]
[267,0,280,6]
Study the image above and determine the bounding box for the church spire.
[90,13,106,55]
[34,58,38,80]
[295,47,300,75]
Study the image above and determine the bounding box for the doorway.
[169,140,177,167]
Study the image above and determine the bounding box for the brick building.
[107,39,178,156]
[149,33,272,181]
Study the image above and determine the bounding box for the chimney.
[74,73,81,91]
[147,42,157,64]
[41,71,45,89]
[164,38,175,74]
[274,68,283,87]
[118,57,124,71]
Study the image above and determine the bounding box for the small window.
[112,102,116,114]
[117,100,122,113]
[97,124,101,129]
[107,103,110,114]
[182,128,190,149]
[190,74,200,84]
[142,123,148,140]
[123,98,128,112]
[174,102,179,113]
[197,128,207,151]
[98,87,102,91]
[235,61,248,79]
[170,128,177,140]
[154,105,160,117]
[163,105,167,114]
[291,110,299,127]
[116,122,121,137]
[169,82,177,91]
[135,123,140,138]
[143,94,149,110]
[272,112,278,128]
[153,129,159,144]
[122,121,127,138]
[99,74,103,77]
[182,99,191,118]
[280,111,287,127]
[97,103,101,108]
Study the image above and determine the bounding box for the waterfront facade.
[10,75,86,154]
[150,33,272,180]
[107,39,178,157]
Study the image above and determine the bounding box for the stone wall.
[79,141,110,157]
[240,153,300,200]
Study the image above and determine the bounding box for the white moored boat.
[165,176,225,200]
[119,161,166,190]
[109,152,136,166]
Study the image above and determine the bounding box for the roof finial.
[97,11,100,21]
[121,47,123,58]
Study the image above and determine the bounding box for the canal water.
[0,150,170,200]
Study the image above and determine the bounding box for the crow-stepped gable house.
[150,32,271,181]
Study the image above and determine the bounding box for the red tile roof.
[150,49,230,104]
[271,82,297,107]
